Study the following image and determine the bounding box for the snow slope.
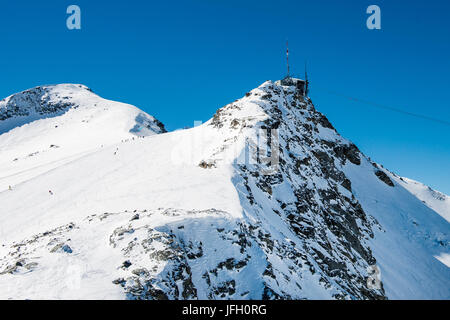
[0,81,448,300]
[394,176,450,222]
[0,84,165,191]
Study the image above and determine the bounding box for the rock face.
[0,80,448,300]
[375,170,395,187]
[204,80,386,299]
[0,85,84,121]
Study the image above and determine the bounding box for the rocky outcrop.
[375,170,395,187]
[203,80,386,299]
[0,85,85,121]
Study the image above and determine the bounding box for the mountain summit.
[0,84,165,191]
[0,84,165,135]
[0,81,448,299]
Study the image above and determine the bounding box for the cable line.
[312,86,450,127]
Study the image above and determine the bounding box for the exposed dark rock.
[375,170,395,187]
[334,143,361,165]
[199,160,216,169]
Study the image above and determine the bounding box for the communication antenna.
[305,60,309,96]
[286,40,290,77]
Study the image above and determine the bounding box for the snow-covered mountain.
[0,84,165,191]
[0,80,448,300]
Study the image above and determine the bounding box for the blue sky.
[0,0,449,194]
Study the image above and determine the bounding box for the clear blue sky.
[1,0,449,194]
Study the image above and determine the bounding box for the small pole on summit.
[286,40,290,77]
[305,60,309,96]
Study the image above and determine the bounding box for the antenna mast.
[304,61,309,96]
[286,40,290,77]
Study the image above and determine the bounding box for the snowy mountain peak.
[199,79,448,299]
[0,84,165,191]
[0,83,165,136]
[0,81,448,300]
[211,79,326,127]
[1,84,94,121]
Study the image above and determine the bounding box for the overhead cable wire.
[312,86,450,127]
